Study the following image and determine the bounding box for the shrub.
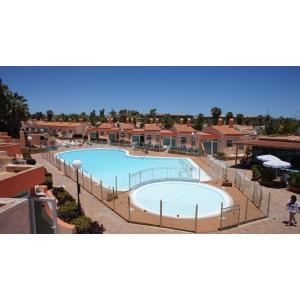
[57,201,81,223]
[71,215,92,234]
[26,158,36,165]
[55,190,75,206]
[216,152,226,160]
[89,221,105,234]
[288,173,300,188]
[261,167,277,182]
[43,175,53,190]
[251,164,262,180]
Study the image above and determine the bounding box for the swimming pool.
[131,181,233,218]
[57,148,211,190]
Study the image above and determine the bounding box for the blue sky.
[0,66,299,117]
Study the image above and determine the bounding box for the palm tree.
[211,107,222,125]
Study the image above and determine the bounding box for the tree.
[193,113,205,130]
[236,113,244,125]
[118,109,128,123]
[225,112,234,125]
[99,108,107,123]
[161,114,174,129]
[31,112,45,120]
[0,79,29,138]
[211,107,222,125]
[148,108,157,118]
[46,110,54,121]
[89,110,97,126]
[109,109,117,122]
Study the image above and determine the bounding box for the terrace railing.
[129,166,200,190]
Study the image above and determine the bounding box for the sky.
[0,66,299,117]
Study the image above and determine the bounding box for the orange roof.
[234,139,300,150]
[119,123,134,130]
[160,130,176,137]
[129,128,144,134]
[99,123,114,129]
[144,124,161,131]
[172,124,195,133]
[196,131,218,140]
[34,121,82,128]
[211,125,243,136]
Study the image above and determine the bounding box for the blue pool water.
[131,181,233,218]
[57,148,210,190]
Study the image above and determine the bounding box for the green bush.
[57,201,81,223]
[216,152,226,160]
[53,187,75,206]
[43,175,53,190]
[288,173,300,188]
[251,164,262,180]
[71,215,92,234]
[89,221,105,234]
[261,167,277,182]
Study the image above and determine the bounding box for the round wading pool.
[131,181,233,218]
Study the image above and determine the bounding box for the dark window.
[227,140,233,147]
[121,132,125,138]
[156,135,160,143]
[147,135,152,141]
[181,137,187,144]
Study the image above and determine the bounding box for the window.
[121,132,125,138]
[69,130,73,133]
[100,131,104,136]
[147,135,152,141]
[227,140,233,147]
[192,135,196,146]
[156,135,160,143]
[181,137,187,144]
[238,143,244,150]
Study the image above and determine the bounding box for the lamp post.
[72,159,82,208]
[27,136,32,155]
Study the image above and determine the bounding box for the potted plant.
[260,166,277,187]
[288,173,300,193]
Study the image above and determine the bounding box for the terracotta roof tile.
[234,139,300,150]
[144,124,161,131]
[172,124,195,133]
[211,125,243,135]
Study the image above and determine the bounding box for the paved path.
[34,153,184,234]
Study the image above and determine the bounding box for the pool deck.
[33,145,300,233]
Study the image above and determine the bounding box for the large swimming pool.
[57,148,211,190]
[131,181,233,218]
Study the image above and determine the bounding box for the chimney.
[126,117,129,124]
[217,117,223,126]
[187,118,191,127]
[180,118,184,125]
[229,118,234,128]
[150,118,153,124]
[155,118,159,125]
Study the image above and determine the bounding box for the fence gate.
[219,204,240,231]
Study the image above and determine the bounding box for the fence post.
[266,192,271,217]
[100,180,103,201]
[68,163,71,177]
[90,175,93,193]
[128,196,131,221]
[194,204,198,233]
[129,172,131,191]
[160,199,163,227]
[219,202,223,231]
[115,176,118,194]
[244,197,249,223]
[252,181,256,202]
[198,167,201,182]
[112,187,115,211]
[81,170,84,187]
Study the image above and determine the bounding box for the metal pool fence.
[201,155,271,223]
[41,149,269,233]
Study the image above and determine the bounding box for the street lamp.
[72,159,82,208]
[27,136,32,155]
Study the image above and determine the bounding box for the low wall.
[0,143,21,155]
[0,166,45,197]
